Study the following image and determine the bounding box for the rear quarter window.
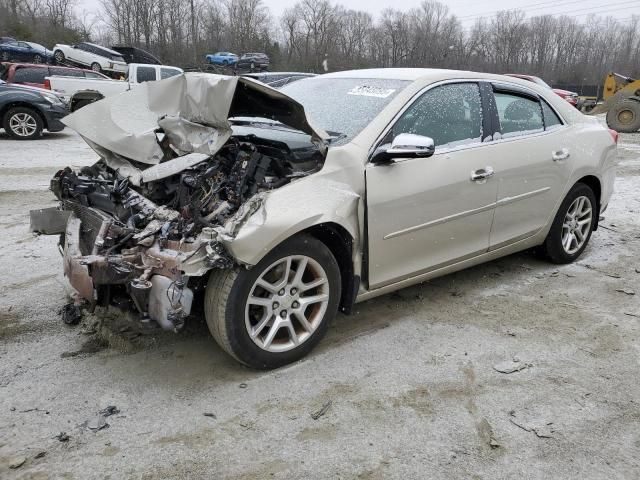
[13,67,47,84]
[136,66,157,83]
[160,68,181,79]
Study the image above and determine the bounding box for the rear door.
[366,81,499,288]
[486,84,574,249]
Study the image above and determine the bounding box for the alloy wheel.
[9,112,38,137]
[561,195,593,255]
[34,54,42,63]
[245,255,330,353]
[54,51,64,63]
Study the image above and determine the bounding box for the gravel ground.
[0,126,639,479]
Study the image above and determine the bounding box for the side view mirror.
[371,133,435,164]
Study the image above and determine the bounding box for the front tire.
[540,183,597,264]
[33,54,43,63]
[54,50,65,64]
[1,51,9,61]
[204,235,341,369]
[91,62,102,72]
[3,107,44,140]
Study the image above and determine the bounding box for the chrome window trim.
[368,78,569,163]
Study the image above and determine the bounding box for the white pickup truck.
[47,63,183,108]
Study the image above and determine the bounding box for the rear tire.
[204,235,341,369]
[539,183,597,264]
[91,62,102,72]
[3,107,44,140]
[606,99,640,133]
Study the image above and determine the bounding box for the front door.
[366,82,498,289]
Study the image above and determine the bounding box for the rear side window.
[85,71,105,79]
[160,67,180,79]
[51,67,83,77]
[13,67,47,84]
[392,82,483,150]
[136,66,156,83]
[494,92,544,138]
[541,100,563,130]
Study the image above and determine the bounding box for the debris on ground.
[509,410,554,438]
[203,412,217,418]
[310,400,332,420]
[34,451,46,459]
[239,383,248,389]
[54,432,69,442]
[624,312,639,317]
[9,455,27,469]
[477,417,500,449]
[99,406,120,417]
[86,415,109,431]
[615,288,635,295]
[493,358,532,374]
[60,303,83,325]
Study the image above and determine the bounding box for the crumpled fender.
[225,176,361,266]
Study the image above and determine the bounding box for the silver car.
[31,69,617,369]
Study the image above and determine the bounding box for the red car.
[0,62,109,90]
[505,74,579,107]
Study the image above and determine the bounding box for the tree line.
[1,0,639,85]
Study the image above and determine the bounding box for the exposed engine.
[45,133,323,331]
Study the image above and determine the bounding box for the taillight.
[609,129,619,144]
[44,78,51,90]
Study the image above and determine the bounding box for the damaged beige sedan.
[31,69,617,368]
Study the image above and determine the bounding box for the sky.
[76,0,640,27]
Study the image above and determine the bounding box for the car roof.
[83,42,122,55]
[322,68,521,82]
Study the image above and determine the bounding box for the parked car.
[0,79,67,139]
[205,52,238,66]
[31,69,616,368]
[47,63,183,110]
[52,42,128,75]
[1,62,108,89]
[242,71,315,88]
[0,40,53,64]
[505,74,579,107]
[111,46,162,65]
[235,52,270,72]
[0,37,16,44]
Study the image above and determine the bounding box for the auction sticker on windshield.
[347,85,396,98]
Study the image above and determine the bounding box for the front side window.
[494,91,543,138]
[51,67,83,77]
[391,82,483,150]
[136,66,156,83]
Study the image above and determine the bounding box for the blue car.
[205,52,238,66]
[0,41,53,64]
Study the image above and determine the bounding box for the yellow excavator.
[588,73,640,133]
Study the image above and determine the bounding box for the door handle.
[471,166,495,182]
[552,148,570,161]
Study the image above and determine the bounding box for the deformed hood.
[62,73,328,168]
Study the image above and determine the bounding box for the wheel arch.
[576,175,601,230]
[300,223,358,315]
[0,102,47,129]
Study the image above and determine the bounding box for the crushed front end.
[30,73,327,331]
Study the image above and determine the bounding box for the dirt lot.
[0,125,639,479]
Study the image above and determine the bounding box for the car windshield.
[281,77,410,142]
